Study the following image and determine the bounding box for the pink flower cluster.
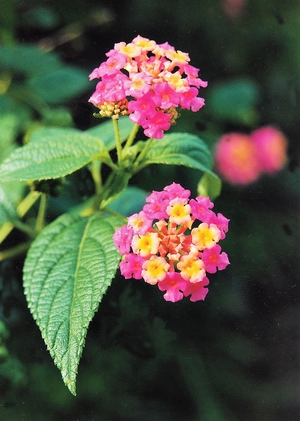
[214,126,288,185]
[89,35,207,139]
[113,183,229,302]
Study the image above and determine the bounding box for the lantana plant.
[0,36,229,395]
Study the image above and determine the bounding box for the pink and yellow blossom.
[113,183,230,302]
[142,256,170,284]
[131,232,160,257]
[89,36,207,139]
[166,197,192,226]
[177,254,206,283]
[127,211,152,235]
[191,223,221,250]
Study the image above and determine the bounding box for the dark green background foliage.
[1,0,300,420]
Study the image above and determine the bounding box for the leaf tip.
[65,379,77,396]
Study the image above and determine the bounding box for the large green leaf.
[23,212,123,395]
[0,127,110,181]
[206,78,260,126]
[86,117,136,151]
[0,185,18,224]
[0,44,61,76]
[139,132,213,173]
[0,96,32,153]
[108,186,148,216]
[99,171,132,209]
[28,67,90,105]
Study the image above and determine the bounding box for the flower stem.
[17,191,41,217]
[0,241,32,262]
[124,123,140,149]
[35,193,47,233]
[133,137,154,168]
[113,118,122,163]
[0,221,14,244]
[13,220,35,237]
[90,160,102,196]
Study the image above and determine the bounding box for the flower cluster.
[113,183,229,302]
[214,126,288,185]
[89,35,207,139]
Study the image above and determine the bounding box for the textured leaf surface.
[141,132,213,173]
[0,128,109,181]
[87,117,136,151]
[23,212,123,395]
[0,186,18,224]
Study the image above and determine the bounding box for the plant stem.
[124,123,140,149]
[35,193,47,233]
[17,191,41,217]
[0,241,31,262]
[90,160,102,196]
[97,170,117,209]
[113,118,122,164]
[0,221,14,244]
[13,220,36,237]
[0,191,40,244]
[133,137,154,168]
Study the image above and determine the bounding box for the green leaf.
[197,172,222,201]
[0,95,32,158]
[0,44,61,76]
[206,78,260,126]
[86,117,136,151]
[0,127,110,181]
[22,6,59,30]
[140,132,213,173]
[23,212,123,395]
[108,186,148,216]
[41,107,73,128]
[28,67,90,105]
[100,171,132,209]
[0,186,18,224]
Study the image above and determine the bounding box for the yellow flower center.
[142,256,170,284]
[132,232,159,257]
[177,255,205,283]
[191,223,221,250]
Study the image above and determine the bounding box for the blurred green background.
[1,0,300,420]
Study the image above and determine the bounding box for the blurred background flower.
[214,126,288,185]
[252,126,288,174]
[214,132,261,184]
